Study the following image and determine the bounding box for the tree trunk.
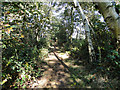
[0,2,2,88]
[73,0,96,62]
[95,1,120,48]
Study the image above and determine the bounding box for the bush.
[2,34,48,88]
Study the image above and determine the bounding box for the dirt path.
[29,47,74,88]
[27,46,108,88]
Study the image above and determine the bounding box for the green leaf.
[22,77,25,81]
[115,62,118,65]
[22,84,26,88]
[14,86,18,88]
[11,25,17,28]
[12,66,15,70]
[20,80,23,85]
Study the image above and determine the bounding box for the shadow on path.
[28,47,75,88]
[28,46,108,88]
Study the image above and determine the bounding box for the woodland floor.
[26,46,112,88]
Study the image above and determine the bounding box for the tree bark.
[73,0,96,62]
[95,1,120,48]
[0,2,2,88]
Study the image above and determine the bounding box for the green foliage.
[2,1,120,88]
[2,35,44,88]
[67,39,89,63]
[2,2,49,88]
[90,18,120,79]
[66,11,120,82]
[55,28,67,46]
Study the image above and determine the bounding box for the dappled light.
[26,50,73,88]
[1,1,120,89]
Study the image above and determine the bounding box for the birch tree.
[73,0,96,62]
[94,0,120,48]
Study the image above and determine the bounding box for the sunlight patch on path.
[30,51,73,88]
[57,53,69,60]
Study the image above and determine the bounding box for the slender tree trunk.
[0,2,2,88]
[94,1,120,48]
[76,29,79,40]
[73,0,96,62]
